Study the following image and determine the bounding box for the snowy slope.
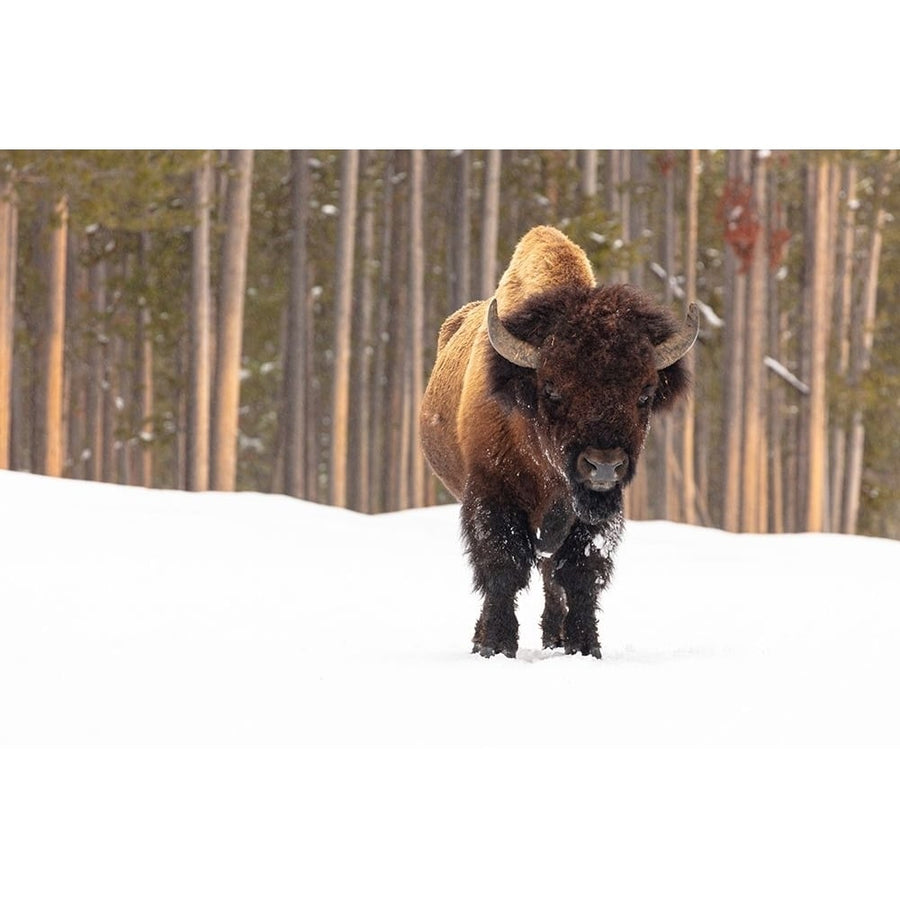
[2,470,899,899]
[2,469,899,747]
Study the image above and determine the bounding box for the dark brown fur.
[419,227,693,658]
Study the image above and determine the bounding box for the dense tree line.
[1,149,898,537]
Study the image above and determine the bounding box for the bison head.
[487,283,698,524]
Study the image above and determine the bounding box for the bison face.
[487,284,698,524]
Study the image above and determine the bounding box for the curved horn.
[654,302,700,370]
[486,297,540,369]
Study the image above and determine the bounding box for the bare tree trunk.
[605,150,620,216]
[479,149,501,297]
[843,151,894,533]
[722,150,750,531]
[741,152,768,533]
[580,149,598,205]
[409,148,426,507]
[831,161,857,529]
[386,153,409,510]
[0,177,16,470]
[284,149,309,499]
[767,170,787,534]
[186,152,212,491]
[65,235,88,479]
[352,151,377,513]
[681,149,699,524]
[615,150,632,284]
[137,272,154,488]
[394,374,409,509]
[329,149,360,508]
[40,195,69,477]
[806,157,832,532]
[86,258,107,481]
[452,150,471,311]
[371,152,396,513]
[211,149,254,492]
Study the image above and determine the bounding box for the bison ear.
[487,354,539,417]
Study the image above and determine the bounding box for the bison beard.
[419,226,697,659]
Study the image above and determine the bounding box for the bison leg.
[552,522,615,658]
[539,557,567,649]
[461,493,534,658]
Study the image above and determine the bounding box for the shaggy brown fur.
[420,226,695,658]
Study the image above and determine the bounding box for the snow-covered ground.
[2,470,899,897]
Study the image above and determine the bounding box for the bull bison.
[420,226,698,658]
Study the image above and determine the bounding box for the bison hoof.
[472,642,517,659]
[565,643,602,659]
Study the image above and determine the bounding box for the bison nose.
[576,448,629,491]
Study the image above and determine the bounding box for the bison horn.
[486,297,541,369]
[654,302,700,370]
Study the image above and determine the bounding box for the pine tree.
[283,149,309,500]
[408,148,426,507]
[186,152,212,491]
[479,150,501,297]
[805,156,832,532]
[211,149,254,492]
[0,176,16,470]
[39,195,69,477]
[329,149,359,508]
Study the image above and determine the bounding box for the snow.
[764,355,811,393]
[2,470,899,898]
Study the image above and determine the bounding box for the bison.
[420,226,698,658]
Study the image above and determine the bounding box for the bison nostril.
[577,449,628,486]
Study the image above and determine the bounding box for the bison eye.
[543,383,562,404]
[638,387,655,408]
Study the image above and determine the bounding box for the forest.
[1,149,898,538]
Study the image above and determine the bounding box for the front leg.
[552,517,621,658]
[461,491,535,658]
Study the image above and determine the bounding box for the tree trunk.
[830,161,857,529]
[386,153,409,510]
[283,149,309,499]
[40,195,69,477]
[408,148,426,507]
[136,241,154,489]
[86,257,108,481]
[371,152,396,513]
[211,149,254,492]
[681,149,700,524]
[722,150,750,531]
[843,151,894,533]
[616,150,632,284]
[452,150,471,311]
[347,150,377,511]
[329,149,360,508]
[186,151,213,491]
[479,149,501,297]
[0,177,16,470]
[767,169,788,534]
[741,152,768,533]
[805,157,832,532]
[580,149,598,205]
